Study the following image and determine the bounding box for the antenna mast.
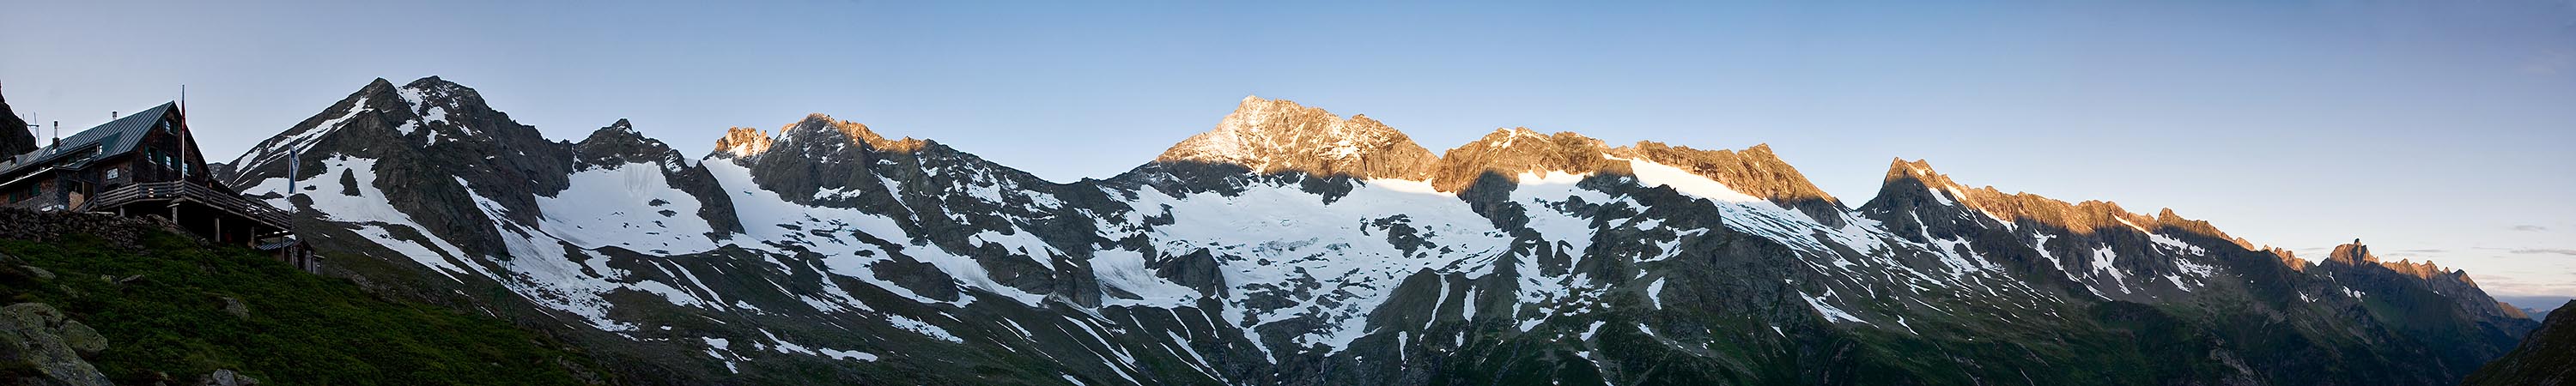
[179,106,191,178]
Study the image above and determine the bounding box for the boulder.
[0,303,63,329]
[198,369,259,386]
[0,303,111,386]
[16,266,51,280]
[58,321,103,357]
[220,297,250,319]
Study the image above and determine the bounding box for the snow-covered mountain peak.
[574,118,690,170]
[1154,95,1437,180]
[773,113,925,154]
[391,76,486,132]
[226,76,482,182]
[396,76,475,106]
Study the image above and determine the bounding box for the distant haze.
[4,1,2571,298]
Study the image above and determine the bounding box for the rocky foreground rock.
[0,303,111,386]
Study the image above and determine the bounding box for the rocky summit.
[215,76,2543,386]
[1157,96,1440,181]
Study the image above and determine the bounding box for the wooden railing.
[82,181,294,228]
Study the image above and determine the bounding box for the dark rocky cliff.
[0,85,36,156]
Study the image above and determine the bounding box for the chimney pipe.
[111,112,118,119]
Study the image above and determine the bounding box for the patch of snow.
[1092,249,1203,307]
[819,348,879,362]
[239,155,482,280]
[2090,246,2132,293]
[536,161,723,255]
[887,314,964,343]
[1645,278,1668,309]
[233,95,373,175]
[1121,176,1510,357]
[1801,290,1869,325]
[2148,232,2203,254]
[702,159,1036,309]
[1620,159,1768,203]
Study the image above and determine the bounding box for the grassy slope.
[0,232,605,385]
[2463,300,2576,386]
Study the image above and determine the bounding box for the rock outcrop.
[0,303,112,386]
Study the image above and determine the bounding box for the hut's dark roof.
[0,102,177,179]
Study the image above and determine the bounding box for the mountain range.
[212,76,2543,385]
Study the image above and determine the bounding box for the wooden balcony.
[81,181,295,232]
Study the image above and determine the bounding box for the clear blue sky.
[4,1,2573,304]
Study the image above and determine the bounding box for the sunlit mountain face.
[217,77,2539,385]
